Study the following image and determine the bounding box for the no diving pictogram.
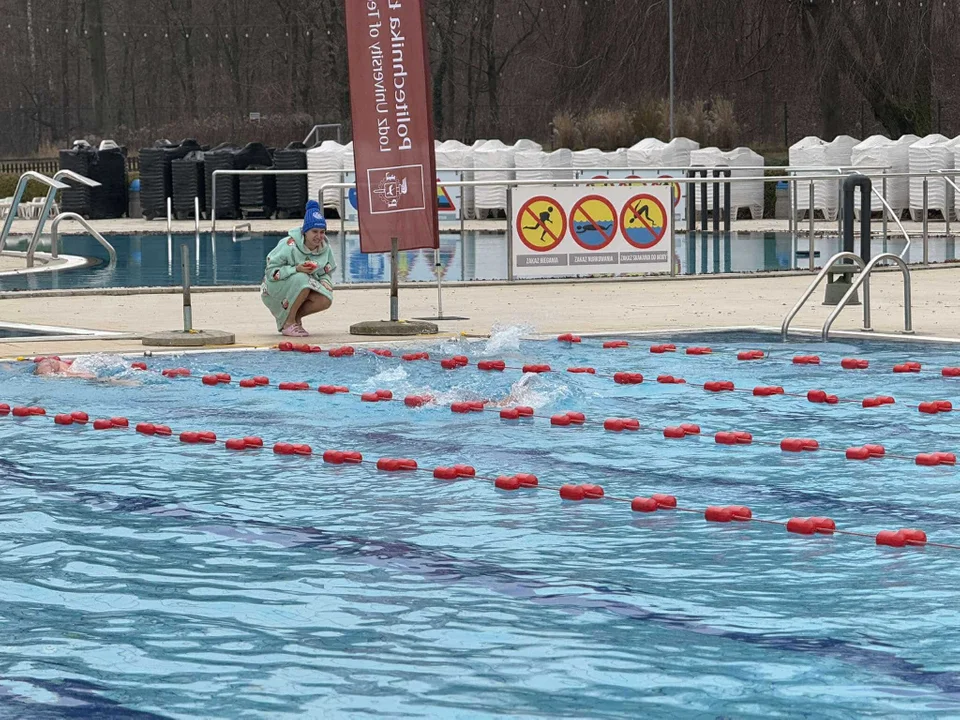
[570,195,617,250]
[517,195,566,252]
[620,193,668,249]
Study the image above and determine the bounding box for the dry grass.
[552,97,741,151]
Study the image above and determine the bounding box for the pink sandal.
[281,323,309,337]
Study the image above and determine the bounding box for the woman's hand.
[323,264,332,274]
[296,262,318,274]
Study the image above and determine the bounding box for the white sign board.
[511,185,674,279]
[576,170,687,223]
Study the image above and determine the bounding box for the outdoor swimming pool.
[1,231,957,291]
[1,328,959,717]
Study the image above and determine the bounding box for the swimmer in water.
[34,357,95,379]
[33,355,137,385]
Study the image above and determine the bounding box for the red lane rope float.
[1,404,952,552]
[110,340,960,418]
[92,356,957,468]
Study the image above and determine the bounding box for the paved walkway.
[0,265,951,358]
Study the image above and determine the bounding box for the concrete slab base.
[142,329,236,347]
[349,320,439,336]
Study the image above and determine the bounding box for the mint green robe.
[260,228,337,330]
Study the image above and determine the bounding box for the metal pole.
[434,248,445,319]
[881,173,888,248]
[792,179,798,247]
[669,200,676,277]
[712,172,720,236]
[506,188,514,281]
[947,175,952,237]
[211,179,217,233]
[923,178,929,264]
[390,237,399,322]
[808,181,815,271]
[700,170,708,233]
[723,170,731,234]
[181,244,193,332]
[668,0,675,139]
[166,197,172,234]
[194,196,200,235]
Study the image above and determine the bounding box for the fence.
[0,157,140,176]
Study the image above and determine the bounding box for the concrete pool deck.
[0,264,955,359]
[0,214,958,357]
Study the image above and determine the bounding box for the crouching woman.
[261,200,337,337]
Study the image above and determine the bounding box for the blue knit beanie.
[302,200,327,233]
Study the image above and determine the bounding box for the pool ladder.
[781,251,913,341]
[0,171,117,268]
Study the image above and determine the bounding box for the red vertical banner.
[344,0,439,253]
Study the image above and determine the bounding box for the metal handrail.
[303,123,343,148]
[0,171,70,254]
[26,170,101,255]
[232,222,252,243]
[870,186,912,259]
[781,252,866,340]
[822,253,912,340]
[25,212,117,267]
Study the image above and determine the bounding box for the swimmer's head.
[35,358,72,375]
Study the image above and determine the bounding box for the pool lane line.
[125,357,959,469]
[0,404,951,552]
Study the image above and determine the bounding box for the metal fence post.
[808,181,815,271]
[923,177,929,264]
[181,244,193,332]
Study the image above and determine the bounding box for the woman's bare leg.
[296,292,332,323]
[283,288,312,329]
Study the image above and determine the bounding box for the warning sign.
[511,185,673,278]
[620,194,668,249]
[437,184,456,213]
[570,195,617,250]
[659,175,682,208]
[516,195,566,252]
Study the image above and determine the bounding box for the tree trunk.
[85,0,111,133]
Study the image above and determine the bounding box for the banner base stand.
[413,315,470,321]
[349,320,439,337]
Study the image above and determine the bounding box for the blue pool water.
[3,231,957,291]
[2,329,960,717]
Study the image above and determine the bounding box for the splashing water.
[476,323,536,357]
[67,354,135,379]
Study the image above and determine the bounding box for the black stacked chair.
[274,141,308,219]
[171,151,206,219]
[138,139,202,219]
[203,144,241,220]
[57,143,129,219]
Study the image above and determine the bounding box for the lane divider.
[0,401,948,552]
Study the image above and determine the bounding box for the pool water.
[1,329,960,717]
[2,231,957,291]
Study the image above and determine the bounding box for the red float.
[900,528,928,544]
[841,358,870,370]
[737,350,764,361]
[239,379,257,388]
[714,432,738,445]
[273,442,295,455]
[846,446,871,461]
[515,406,535,417]
[567,367,597,374]
[915,453,940,466]
[686,347,712,356]
[131,361,148,370]
[202,375,220,386]
[550,414,572,426]
[876,530,907,547]
[225,438,247,450]
[893,362,921,373]
[582,484,604,499]
[433,466,459,480]
[631,497,658,512]
[807,390,828,403]
[614,372,644,385]
[500,408,521,420]
[650,344,677,354]
[565,411,586,424]
[0,404,9,416]
[361,393,381,403]
[603,340,629,349]
[942,367,960,377]
[728,505,752,520]
[864,444,885,457]
[404,395,429,408]
[557,333,582,343]
[495,475,521,491]
[371,349,393,357]
[93,419,113,430]
[478,360,507,372]
[664,426,686,439]
[516,473,539,488]
[71,411,89,423]
[292,444,312,456]
[787,517,817,534]
[278,342,294,352]
[705,506,733,522]
[54,414,74,425]
[935,452,957,465]
[110,417,129,427]
[522,364,552,374]
[179,431,200,443]
[652,493,677,508]
[244,436,263,448]
[559,484,585,501]
[135,422,156,435]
